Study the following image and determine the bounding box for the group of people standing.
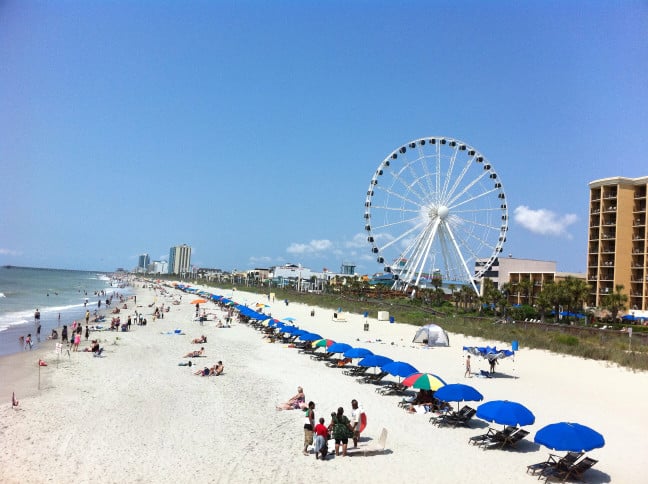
[278,387,364,459]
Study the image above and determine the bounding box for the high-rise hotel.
[168,244,192,275]
[587,176,647,311]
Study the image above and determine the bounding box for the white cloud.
[0,248,21,256]
[514,205,577,237]
[345,233,368,249]
[286,239,333,254]
[249,255,273,264]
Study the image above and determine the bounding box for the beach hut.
[412,323,449,347]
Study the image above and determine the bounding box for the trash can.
[364,323,369,332]
[389,316,395,324]
[512,340,519,351]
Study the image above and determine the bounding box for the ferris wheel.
[364,136,508,294]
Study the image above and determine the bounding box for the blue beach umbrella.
[298,332,322,342]
[327,342,352,354]
[281,326,301,334]
[476,400,535,427]
[435,383,483,411]
[282,317,296,322]
[343,347,374,359]
[381,361,419,378]
[358,354,393,368]
[534,422,605,452]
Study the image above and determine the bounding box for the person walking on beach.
[303,401,315,456]
[37,323,41,343]
[61,325,68,343]
[464,355,472,378]
[85,310,90,325]
[24,334,32,351]
[85,325,89,341]
[349,399,363,448]
[73,332,81,352]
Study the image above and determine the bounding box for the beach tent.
[412,323,450,347]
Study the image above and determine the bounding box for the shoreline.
[0,281,645,483]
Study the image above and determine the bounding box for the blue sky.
[1,1,647,275]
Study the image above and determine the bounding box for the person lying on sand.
[191,335,207,344]
[194,366,212,376]
[276,386,306,410]
[183,347,205,358]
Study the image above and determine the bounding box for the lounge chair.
[526,452,583,477]
[483,428,529,450]
[469,426,516,446]
[310,352,334,361]
[376,382,409,396]
[344,366,368,377]
[349,428,388,456]
[358,371,388,384]
[541,456,598,483]
[440,407,476,427]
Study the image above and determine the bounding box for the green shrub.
[554,334,579,346]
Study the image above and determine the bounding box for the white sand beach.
[1,282,645,483]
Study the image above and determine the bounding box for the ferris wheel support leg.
[444,224,480,295]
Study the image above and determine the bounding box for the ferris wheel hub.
[437,205,449,220]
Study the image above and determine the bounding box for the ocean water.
[0,266,131,356]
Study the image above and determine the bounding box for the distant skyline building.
[587,176,648,311]
[138,253,150,271]
[168,244,192,275]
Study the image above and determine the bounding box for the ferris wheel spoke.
[402,162,433,203]
[417,144,438,198]
[377,219,427,252]
[371,204,420,215]
[449,186,499,211]
[388,168,429,205]
[440,144,460,202]
[451,215,501,232]
[376,185,426,211]
[451,207,502,215]
[443,153,477,205]
[371,214,423,232]
[445,170,490,207]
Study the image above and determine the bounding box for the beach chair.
[358,371,388,385]
[344,366,368,377]
[432,405,474,427]
[310,352,334,361]
[526,452,583,477]
[541,456,597,482]
[376,382,409,396]
[350,428,388,456]
[469,426,516,446]
[483,428,529,450]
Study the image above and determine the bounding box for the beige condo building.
[587,176,648,311]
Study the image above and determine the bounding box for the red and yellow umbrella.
[402,372,447,391]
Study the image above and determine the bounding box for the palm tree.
[562,277,591,320]
[518,278,534,305]
[602,284,628,322]
[540,281,569,323]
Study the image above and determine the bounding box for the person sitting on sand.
[211,361,224,376]
[191,335,207,344]
[276,386,306,410]
[183,347,205,358]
